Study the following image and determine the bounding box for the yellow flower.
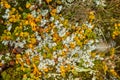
[0,62,3,67]
[20,32,24,37]
[32,55,40,63]
[4,3,11,9]
[28,44,33,49]
[61,51,66,56]
[46,0,52,3]
[110,48,115,59]
[66,64,71,71]
[89,11,94,15]
[24,20,29,25]
[32,26,37,31]
[112,34,115,39]
[9,8,16,15]
[118,23,120,26]
[6,31,11,36]
[70,42,75,49]
[90,52,96,58]
[89,11,95,21]
[114,23,118,27]
[50,9,56,16]
[21,62,25,71]
[18,7,23,11]
[113,31,119,36]
[60,66,65,72]
[24,32,29,37]
[63,19,68,26]
[30,21,37,31]
[30,38,36,44]
[33,63,41,75]
[103,63,108,74]
[15,33,19,36]
[12,8,16,12]
[31,34,35,38]
[110,69,119,77]
[60,66,66,77]
[26,2,31,8]
[43,68,49,72]
[23,74,27,78]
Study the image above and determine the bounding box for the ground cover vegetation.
[0,0,120,80]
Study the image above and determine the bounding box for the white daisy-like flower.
[38,0,42,5]
[1,60,5,64]
[7,24,12,31]
[56,5,62,13]
[50,17,54,21]
[2,14,9,19]
[86,22,93,28]
[25,48,33,54]
[41,19,48,27]
[6,53,10,56]
[5,56,10,60]
[31,10,37,17]
[58,28,66,37]
[5,9,10,14]
[54,20,59,25]
[16,37,20,41]
[14,42,24,48]
[95,0,106,7]
[75,22,79,26]
[41,9,49,16]
[58,57,63,62]
[2,40,9,45]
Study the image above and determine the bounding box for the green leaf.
[22,12,27,19]
[5,74,11,80]
[1,71,7,79]
[71,70,78,76]
[74,67,91,72]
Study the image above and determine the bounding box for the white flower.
[41,19,48,27]
[6,53,10,56]
[54,20,59,25]
[90,45,96,51]
[58,28,66,37]
[5,9,10,14]
[95,0,106,7]
[50,17,54,21]
[60,17,64,21]
[2,40,9,45]
[5,56,10,60]
[1,60,5,64]
[56,5,62,13]
[75,22,79,26]
[31,10,37,17]
[16,37,20,41]
[25,48,33,54]
[2,14,9,19]
[22,40,26,44]
[15,42,24,48]
[30,5,35,11]
[58,57,63,62]
[87,40,94,44]
[41,9,48,16]
[7,24,12,31]
[86,22,93,28]
[92,76,96,80]
[37,35,41,41]
[38,0,42,5]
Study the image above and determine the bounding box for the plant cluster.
[0,0,120,80]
